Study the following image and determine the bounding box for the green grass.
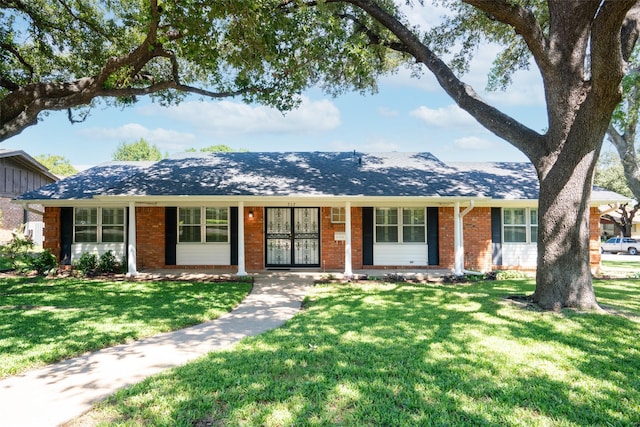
[601,259,640,272]
[75,279,640,426]
[0,277,251,377]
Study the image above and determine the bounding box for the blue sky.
[4,6,567,171]
[5,61,549,171]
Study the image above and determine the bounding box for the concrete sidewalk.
[0,273,312,427]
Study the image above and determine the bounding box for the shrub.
[495,270,528,280]
[0,232,34,271]
[98,250,118,273]
[30,249,58,276]
[74,252,98,276]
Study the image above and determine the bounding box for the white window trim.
[178,207,230,244]
[73,207,126,244]
[374,207,426,244]
[502,207,538,244]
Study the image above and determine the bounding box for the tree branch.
[344,0,544,161]
[463,0,549,69]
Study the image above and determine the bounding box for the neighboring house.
[0,150,58,244]
[14,152,625,275]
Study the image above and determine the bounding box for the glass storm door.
[266,208,319,267]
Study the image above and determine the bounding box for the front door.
[266,207,320,267]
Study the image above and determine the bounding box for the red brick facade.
[42,204,604,273]
[135,207,165,269]
[43,207,61,260]
[464,207,493,272]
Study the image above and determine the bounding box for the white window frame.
[73,207,126,243]
[375,207,426,244]
[178,207,230,244]
[502,208,538,244]
[330,207,346,223]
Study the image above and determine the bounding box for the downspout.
[127,201,138,277]
[454,201,474,276]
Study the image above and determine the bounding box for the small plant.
[98,250,118,273]
[74,252,98,276]
[30,249,58,276]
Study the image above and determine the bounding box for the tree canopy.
[0,0,390,141]
[186,144,245,152]
[34,154,78,176]
[113,138,164,161]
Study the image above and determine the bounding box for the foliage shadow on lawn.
[88,280,640,426]
[0,276,251,377]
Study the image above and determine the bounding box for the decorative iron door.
[266,208,320,267]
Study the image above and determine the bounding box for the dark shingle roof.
[15,152,623,202]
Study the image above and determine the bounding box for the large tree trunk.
[533,140,601,310]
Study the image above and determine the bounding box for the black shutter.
[60,207,73,265]
[427,207,439,265]
[165,207,177,265]
[491,208,503,266]
[230,207,238,265]
[362,207,374,265]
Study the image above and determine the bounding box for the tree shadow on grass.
[88,281,640,426]
[0,277,251,377]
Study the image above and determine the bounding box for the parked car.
[601,237,639,255]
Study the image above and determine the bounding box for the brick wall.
[43,206,61,260]
[463,207,492,272]
[438,207,455,269]
[321,207,345,270]
[244,206,264,270]
[135,207,165,269]
[0,197,27,231]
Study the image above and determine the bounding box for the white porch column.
[454,202,463,276]
[237,202,247,276]
[454,201,475,276]
[127,201,137,277]
[344,202,353,277]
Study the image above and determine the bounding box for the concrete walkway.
[0,273,312,427]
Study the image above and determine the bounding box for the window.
[74,208,125,243]
[375,208,425,243]
[330,207,346,223]
[403,208,426,242]
[205,208,228,242]
[179,207,229,243]
[503,208,537,243]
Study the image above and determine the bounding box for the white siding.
[71,243,126,262]
[25,221,44,246]
[176,244,231,265]
[501,244,537,267]
[373,244,429,266]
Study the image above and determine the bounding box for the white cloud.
[79,123,196,151]
[453,136,495,150]
[410,104,478,128]
[139,96,341,135]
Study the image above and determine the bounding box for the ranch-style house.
[15,152,626,276]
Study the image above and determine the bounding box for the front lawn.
[0,276,251,377]
[76,278,640,426]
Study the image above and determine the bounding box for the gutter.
[24,203,45,217]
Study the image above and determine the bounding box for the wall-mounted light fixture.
[248,210,254,218]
